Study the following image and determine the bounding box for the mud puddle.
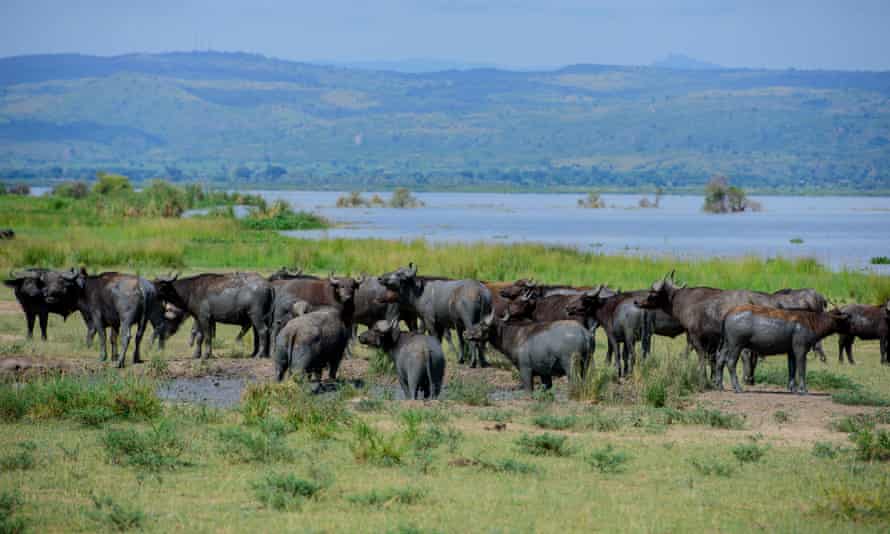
[156,377,247,408]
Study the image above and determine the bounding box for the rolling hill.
[1,51,889,192]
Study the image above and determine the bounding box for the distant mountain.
[0,51,888,192]
[311,58,501,73]
[652,53,723,71]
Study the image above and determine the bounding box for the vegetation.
[703,175,762,213]
[870,256,890,265]
[577,191,606,208]
[336,188,423,208]
[3,52,890,193]
[252,472,326,511]
[585,445,630,473]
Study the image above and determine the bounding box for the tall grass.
[2,193,889,303]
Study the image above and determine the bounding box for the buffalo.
[716,305,850,394]
[379,263,492,367]
[274,301,352,382]
[4,268,87,341]
[358,318,445,400]
[269,274,360,344]
[465,311,592,393]
[835,303,890,365]
[153,272,273,359]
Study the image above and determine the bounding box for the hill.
[1,51,889,192]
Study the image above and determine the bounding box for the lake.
[242,191,889,272]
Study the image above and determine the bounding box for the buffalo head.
[328,273,359,304]
[358,318,400,348]
[268,266,304,281]
[41,268,83,304]
[506,288,537,319]
[378,262,418,290]
[637,271,684,310]
[565,284,610,317]
[4,269,43,298]
[464,309,497,343]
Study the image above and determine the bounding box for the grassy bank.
[2,192,889,303]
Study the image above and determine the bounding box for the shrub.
[252,472,325,511]
[812,442,840,459]
[0,442,36,471]
[102,419,188,472]
[217,417,294,464]
[682,407,745,430]
[532,415,577,430]
[73,406,116,427]
[773,410,792,424]
[831,414,876,433]
[0,490,26,534]
[368,348,395,377]
[702,175,759,213]
[444,376,492,406]
[350,420,406,467]
[52,181,89,199]
[850,428,890,462]
[472,457,539,475]
[347,487,426,507]
[93,172,133,196]
[731,443,767,464]
[832,390,890,407]
[690,456,736,477]
[577,191,605,209]
[789,237,804,244]
[389,188,424,208]
[586,445,630,474]
[815,479,890,523]
[515,433,573,457]
[87,494,145,532]
[870,256,890,265]
[0,387,30,423]
[585,410,625,432]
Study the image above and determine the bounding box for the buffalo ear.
[3,279,22,288]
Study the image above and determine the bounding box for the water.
[247,191,889,272]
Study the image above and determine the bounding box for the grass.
[690,456,737,477]
[0,491,26,534]
[87,494,146,532]
[347,487,426,507]
[216,417,295,464]
[532,414,578,430]
[0,441,36,472]
[515,433,573,457]
[252,472,326,511]
[731,443,768,464]
[850,428,890,462]
[585,445,630,474]
[443,376,493,406]
[102,419,189,473]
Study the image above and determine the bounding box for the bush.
[444,376,492,406]
[773,410,792,424]
[350,420,406,467]
[812,442,840,459]
[240,200,328,231]
[93,172,133,196]
[532,415,577,430]
[731,443,767,464]
[577,191,605,209]
[515,433,573,457]
[0,490,26,534]
[102,419,188,472]
[52,181,89,199]
[690,456,736,477]
[474,456,539,475]
[252,472,325,511]
[87,494,145,531]
[682,407,745,430]
[586,445,630,474]
[0,387,30,423]
[815,479,890,523]
[347,487,426,507]
[831,414,877,433]
[584,410,625,432]
[870,256,890,265]
[74,406,117,427]
[217,417,294,464]
[368,348,396,377]
[389,188,424,208]
[850,428,890,462]
[0,442,36,471]
[478,409,513,423]
[702,175,759,213]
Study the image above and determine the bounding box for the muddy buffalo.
[269,274,360,344]
[359,318,445,399]
[836,303,890,365]
[379,263,492,368]
[153,272,273,359]
[716,305,850,394]
[274,301,352,382]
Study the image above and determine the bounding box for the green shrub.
[87,494,145,532]
[569,365,616,402]
[815,479,890,523]
[773,410,792,424]
[0,442,36,471]
[444,377,492,406]
[812,442,840,459]
[0,490,26,534]
[93,172,133,196]
[368,348,396,377]
[690,456,736,477]
[585,410,625,432]
[102,419,188,472]
[11,374,161,422]
[682,407,745,429]
[531,387,556,403]
[831,414,876,433]
[870,256,890,265]
[586,445,630,474]
[216,417,294,464]
[52,181,89,199]
[252,472,325,511]
[0,387,29,423]
[347,487,426,507]
[388,188,424,208]
[350,420,406,467]
[850,428,890,462]
[532,415,577,430]
[74,406,117,427]
[473,457,539,475]
[515,433,573,457]
[731,443,767,464]
[832,390,890,407]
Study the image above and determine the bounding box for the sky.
[2,0,889,70]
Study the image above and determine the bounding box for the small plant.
[350,420,406,467]
[354,399,386,412]
[586,445,630,474]
[531,387,556,403]
[444,376,492,406]
[870,256,890,265]
[388,188,424,208]
[479,409,513,423]
[832,390,890,407]
[147,356,169,378]
[731,443,767,464]
[682,407,745,430]
[812,441,840,459]
[239,383,273,425]
[102,419,188,472]
[515,433,573,457]
[87,494,145,531]
[368,348,396,377]
[850,428,890,462]
[0,386,30,422]
[532,415,577,430]
[644,379,668,408]
[569,365,617,402]
[74,406,116,427]
[690,456,736,477]
[0,441,36,471]
[789,237,804,244]
[585,410,625,432]
[216,417,294,464]
[773,410,792,424]
[815,478,890,523]
[577,191,606,209]
[252,472,325,511]
[0,490,26,533]
[347,487,426,507]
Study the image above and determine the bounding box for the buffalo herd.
[4,266,890,398]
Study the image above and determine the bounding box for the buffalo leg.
[605,337,614,365]
[97,325,108,362]
[132,314,148,364]
[540,375,553,390]
[796,349,808,395]
[117,322,133,368]
[813,340,827,363]
[786,352,797,392]
[520,366,534,393]
[38,311,49,341]
[109,327,120,363]
[193,316,210,359]
[25,311,36,340]
[723,345,744,393]
[624,325,637,375]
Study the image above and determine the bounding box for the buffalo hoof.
[116,360,126,369]
[133,358,143,364]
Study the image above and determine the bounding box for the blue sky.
[2,0,889,70]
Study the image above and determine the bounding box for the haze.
[2,0,889,71]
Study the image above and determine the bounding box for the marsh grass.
[815,478,890,523]
[690,456,737,477]
[532,414,578,430]
[850,428,890,461]
[731,443,768,464]
[349,420,407,467]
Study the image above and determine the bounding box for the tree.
[703,175,760,213]
[93,172,132,196]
